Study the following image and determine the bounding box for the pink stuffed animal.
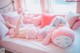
[42,27,75,48]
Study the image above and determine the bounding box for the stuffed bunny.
[42,27,75,48]
[42,16,75,48]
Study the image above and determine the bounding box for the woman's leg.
[14,17,26,38]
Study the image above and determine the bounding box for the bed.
[0,0,80,53]
[0,28,80,53]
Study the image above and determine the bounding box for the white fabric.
[1,29,80,53]
[65,11,80,21]
[3,11,19,18]
[0,14,5,23]
[54,35,72,48]
[0,22,9,38]
[3,11,20,25]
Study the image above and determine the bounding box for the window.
[23,0,42,14]
[50,0,77,14]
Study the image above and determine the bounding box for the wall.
[0,0,11,8]
[77,2,80,14]
[0,0,14,13]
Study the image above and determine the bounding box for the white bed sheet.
[0,28,80,53]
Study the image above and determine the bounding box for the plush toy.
[42,16,75,48]
[42,27,75,48]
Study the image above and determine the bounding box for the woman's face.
[58,22,64,27]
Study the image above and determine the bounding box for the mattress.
[0,29,80,53]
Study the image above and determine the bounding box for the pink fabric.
[30,16,41,26]
[51,27,75,43]
[23,14,41,26]
[72,20,80,30]
[51,27,75,48]
[68,16,78,28]
[40,14,54,28]
[25,25,39,39]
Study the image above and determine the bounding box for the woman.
[39,16,70,41]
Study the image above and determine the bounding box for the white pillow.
[0,14,5,23]
[65,11,80,21]
[3,11,20,20]
[2,11,20,25]
[0,22,9,38]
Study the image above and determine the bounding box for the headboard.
[0,0,15,14]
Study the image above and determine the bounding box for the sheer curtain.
[22,0,42,14]
[50,0,77,14]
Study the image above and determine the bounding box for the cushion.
[30,16,41,26]
[40,13,65,28]
[65,11,75,21]
[65,12,80,29]
[68,16,79,28]
[2,12,20,25]
[40,14,54,28]
[72,20,80,30]
[23,14,41,26]
[0,22,9,38]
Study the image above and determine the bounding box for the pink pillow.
[72,20,80,30]
[68,16,79,28]
[24,14,41,26]
[40,14,65,28]
[40,14,54,28]
[31,16,41,26]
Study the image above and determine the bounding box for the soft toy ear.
[42,34,51,45]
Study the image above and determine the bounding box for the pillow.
[40,14,54,28]
[68,16,79,28]
[2,12,20,25]
[72,20,80,30]
[30,15,41,26]
[0,22,9,38]
[65,12,80,28]
[51,27,75,48]
[40,13,65,28]
[65,11,74,21]
[65,12,80,21]
[24,14,41,26]
[0,14,5,23]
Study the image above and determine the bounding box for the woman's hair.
[50,16,68,27]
